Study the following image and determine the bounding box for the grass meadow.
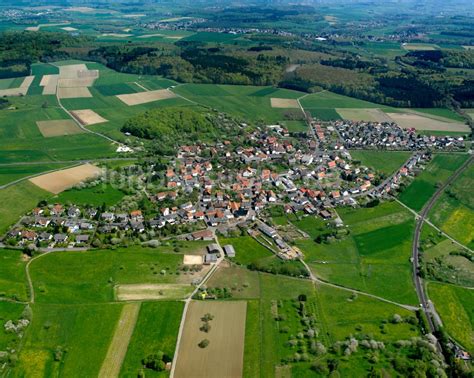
[120,301,184,378]
[350,150,411,175]
[0,249,28,301]
[53,183,125,207]
[399,154,469,211]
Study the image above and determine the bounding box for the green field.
[0,76,25,90]
[16,303,122,377]
[399,154,469,211]
[428,283,474,353]
[0,249,28,301]
[412,108,465,122]
[429,162,474,248]
[53,184,125,207]
[120,301,184,377]
[350,150,411,175]
[0,181,50,234]
[297,201,418,305]
[172,84,304,123]
[219,236,273,266]
[29,246,195,304]
[0,302,26,352]
[0,163,72,186]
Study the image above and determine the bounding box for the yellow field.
[270,98,300,109]
[71,109,108,126]
[98,303,141,378]
[174,301,247,378]
[387,113,470,132]
[36,119,85,137]
[115,284,193,301]
[29,163,103,194]
[117,89,177,106]
[441,207,474,246]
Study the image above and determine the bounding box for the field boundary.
[98,302,141,378]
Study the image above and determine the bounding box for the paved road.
[412,154,473,334]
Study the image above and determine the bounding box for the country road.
[412,154,473,334]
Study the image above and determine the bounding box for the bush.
[198,339,210,348]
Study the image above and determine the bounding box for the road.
[412,154,473,334]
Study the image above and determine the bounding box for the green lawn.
[16,303,122,377]
[219,236,273,266]
[428,283,474,353]
[350,150,411,175]
[120,301,184,378]
[53,184,125,207]
[0,181,50,234]
[29,246,190,304]
[399,154,469,211]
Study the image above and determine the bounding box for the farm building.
[258,223,277,238]
[191,229,214,241]
[223,245,236,257]
[204,254,218,265]
[207,243,221,254]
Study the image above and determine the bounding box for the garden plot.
[36,119,85,137]
[115,284,193,301]
[174,301,247,378]
[29,163,103,194]
[0,76,34,96]
[336,108,393,122]
[71,109,108,126]
[387,113,470,132]
[116,89,177,106]
[270,98,300,109]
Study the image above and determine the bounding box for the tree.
[142,353,165,371]
[198,339,210,348]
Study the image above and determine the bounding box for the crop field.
[120,301,184,377]
[0,75,34,96]
[0,163,71,186]
[402,43,439,51]
[428,283,474,352]
[99,303,141,378]
[0,181,50,234]
[29,163,103,194]
[53,183,125,206]
[172,84,304,123]
[412,108,465,122]
[349,150,411,175]
[115,283,193,301]
[70,109,108,126]
[297,201,418,304]
[399,154,469,211]
[16,303,122,377]
[174,301,247,378]
[0,249,28,301]
[387,112,470,132]
[270,97,300,109]
[29,244,205,303]
[336,108,393,122]
[36,119,85,137]
[117,89,178,106]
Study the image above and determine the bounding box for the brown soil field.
[58,77,96,88]
[336,108,393,122]
[271,98,300,109]
[98,303,141,378]
[174,301,247,378]
[117,89,177,106]
[183,255,203,265]
[115,284,193,301]
[71,109,108,126]
[101,33,133,38]
[36,119,85,137]
[40,75,59,95]
[387,113,470,132]
[57,86,92,99]
[29,163,103,194]
[59,64,88,79]
[0,76,34,96]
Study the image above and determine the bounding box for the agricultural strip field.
[297,201,418,305]
[99,303,141,378]
[399,154,469,211]
[428,283,474,353]
[0,181,50,234]
[172,84,304,123]
[115,283,193,301]
[336,108,393,122]
[174,301,247,378]
[270,97,300,109]
[428,162,474,248]
[29,163,103,194]
[0,163,71,186]
[117,89,177,106]
[36,119,85,137]
[349,150,411,175]
[71,109,108,126]
[386,112,470,133]
[16,303,122,377]
[0,75,34,96]
[120,301,184,377]
[0,249,28,301]
[28,245,206,304]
